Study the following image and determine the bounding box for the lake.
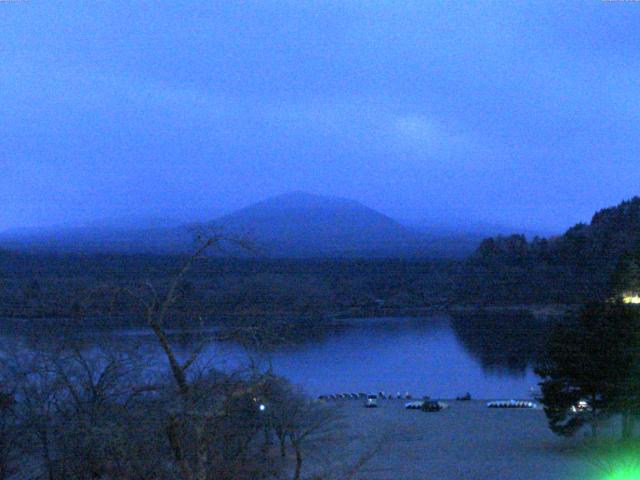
[3,313,546,399]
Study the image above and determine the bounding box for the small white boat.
[365,394,378,408]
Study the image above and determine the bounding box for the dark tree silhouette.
[536,301,640,439]
[611,242,640,299]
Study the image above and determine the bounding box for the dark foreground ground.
[326,399,598,480]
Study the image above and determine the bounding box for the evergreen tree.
[536,301,640,439]
[611,242,640,298]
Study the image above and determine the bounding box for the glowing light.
[259,404,266,412]
[570,400,590,413]
[601,463,640,480]
[593,452,640,480]
[623,295,640,304]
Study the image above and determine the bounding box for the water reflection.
[450,312,550,376]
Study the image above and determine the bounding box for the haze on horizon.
[2,1,639,235]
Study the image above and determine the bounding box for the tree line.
[0,253,461,323]
[467,197,640,305]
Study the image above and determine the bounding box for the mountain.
[210,191,424,257]
[0,192,482,258]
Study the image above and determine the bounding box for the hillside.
[0,218,193,254]
[475,196,640,267]
[461,196,640,304]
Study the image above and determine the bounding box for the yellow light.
[623,295,640,304]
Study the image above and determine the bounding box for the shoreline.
[330,303,577,322]
[0,303,578,328]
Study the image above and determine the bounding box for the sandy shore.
[322,399,595,480]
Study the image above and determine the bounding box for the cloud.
[390,114,477,158]
[393,114,443,146]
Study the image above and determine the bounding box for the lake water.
[248,316,542,399]
[2,314,546,399]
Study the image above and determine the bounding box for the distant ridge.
[0,192,483,258]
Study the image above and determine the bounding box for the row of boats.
[486,400,537,409]
[405,399,537,410]
[318,387,592,413]
[318,393,538,410]
[318,392,414,401]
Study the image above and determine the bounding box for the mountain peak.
[249,191,361,212]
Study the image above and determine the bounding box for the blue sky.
[1,1,639,234]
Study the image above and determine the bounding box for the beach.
[322,399,596,480]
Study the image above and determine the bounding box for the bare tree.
[9,351,63,480]
[127,233,265,480]
[288,399,344,480]
[260,376,345,480]
[263,375,387,480]
[0,322,168,480]
[50,346,149,479]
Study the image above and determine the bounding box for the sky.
[1,1,639,235]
